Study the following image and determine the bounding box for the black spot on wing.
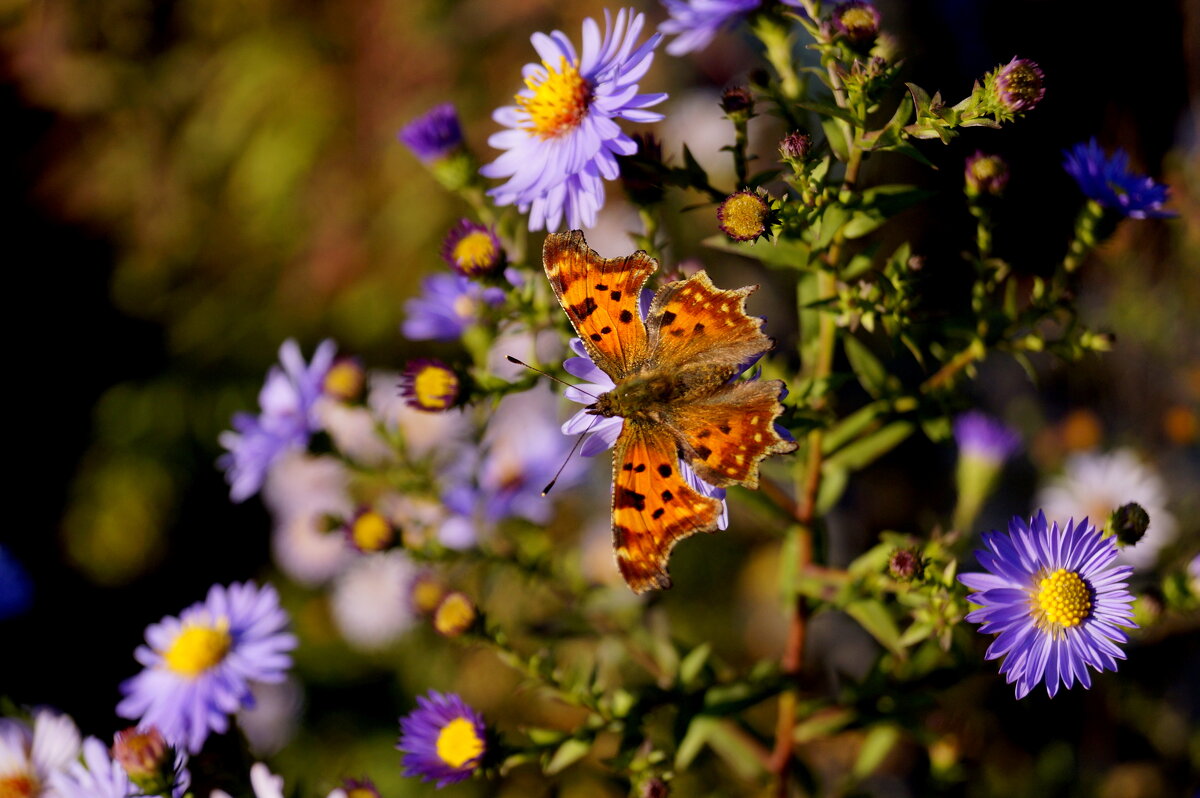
[571,296,599,319]
[620,309,634,323]
[615,487,646,511]
[661,490,673,502]
[657,464,672,477]
[695,445,712,461]
[611,291,622,301]
[660,310,677,325]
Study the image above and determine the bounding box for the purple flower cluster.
[401,274,506,342]
[659,0,761,56]
[219,339,337,502]
[1063,138,1174,219]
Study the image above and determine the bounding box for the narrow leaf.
[845,599,906,658]
[545,738,591,775]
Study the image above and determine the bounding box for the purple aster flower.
[117,581,297,754]
[1063,138,1175,219]
[440,385,586,537]
[833,1,882,46]
[480,8,667,231]
[658,0,761,56]
[959,512,1136,699]
[219,339,337,502]
[954,411,1020,465]
[50,736,190,798]
[401,358,463,412]
[401,273,506,342]
[398,104,464,163]
[397,691,487,788]
[0,544,33,620]
[440,220,505,277]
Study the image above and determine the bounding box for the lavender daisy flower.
[397,691,487,788]
[992,57,1045,114]
[959,512,1136,699]
[1063,139,1175,219]
[0,709,81,796]
[117,581,297,754]
[50,736,189,798]
[401,274,506,342]
[480,8,667,231]
[658,0,761,56]
[398,104,464,163]
[219,339,337,502]
[562,335,730,529]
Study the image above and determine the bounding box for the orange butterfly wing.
[645,270,772,381]
[673,380,796,489]
[543,230,655,378]
[612,420,723,593]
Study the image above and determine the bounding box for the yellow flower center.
[351,511,394,552]
[411,576,446,614]
[969,157,1002,182]
[412,365,459,411]
[346,789,377,798]
[840,8,877,31]
[433,593,476,637]
[718,192,769,241]
[0,775,37,798]
[1035,569,1092,628]
[451,231,499,275]
[435,717,484,769]
[323,361,364,401]
[163,619,232,677]
[452,294,477,320]
[517,56,590,139]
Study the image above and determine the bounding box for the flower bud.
[1109,502,1150,547]
[410,571,447,615]
[833,1,882,48]
[323,357,366,402]
[399,104,464,164]
[716,190,772,242]
[779,131,813,163]
[433,591,478,638]
[964,152,1010,197]
[992,57,1045,114]
[440,220,505,278]
[641,777,670,798]
[340,778,382,798]
[887,548,924,582]
[112,727,179,796]
[720,85,754,121]
[346,509,398,553]
[401,358,463,412]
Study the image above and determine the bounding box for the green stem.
[1061,199,1104,275]
[753,16,802,101]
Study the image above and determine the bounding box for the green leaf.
[821,117,850,162]
[706,721,769,781]
[816,462,849,515]
[852,724,901,779]
[701,235,812,269]
[675,716,716,770]
[843,335,887,398]
[898,621,935,647]
[794,98,857,125]
[679,643,712,687]
[815,204,849,251]
[919,415,952,442]
[545,738,591,775]
[825,421,913,471]
[845,599,906,659]
[794,708,855,743]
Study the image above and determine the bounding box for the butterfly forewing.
[612,421,723,593]
[543,231,655,378]
[673,380,796,489]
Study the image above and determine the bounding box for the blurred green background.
[2,0,1197,796]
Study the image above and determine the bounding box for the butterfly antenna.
[542,414,602,497]
[505,355,597,399]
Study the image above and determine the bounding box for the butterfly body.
[544,230,797,593]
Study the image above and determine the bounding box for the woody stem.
[771,147,861,796]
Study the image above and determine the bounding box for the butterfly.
[543,230,797,593]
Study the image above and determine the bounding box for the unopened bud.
[1109,502,1150,547]
[720,85,754,119]
[887,548,924,582]
[112,726,178,795]
[433,591,478,637]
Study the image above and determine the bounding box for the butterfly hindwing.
[543,230,655,379]
[612,420,723,593]
[673,379,797,489]
[646,271,772,380]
